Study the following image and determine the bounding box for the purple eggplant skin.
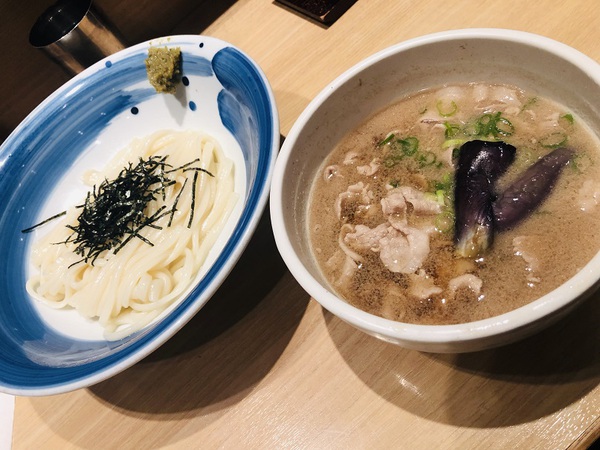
[493,147,575,231]
[454,140,517,257]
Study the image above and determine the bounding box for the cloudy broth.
[309,83,600,325]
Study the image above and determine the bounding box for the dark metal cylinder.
[29,0,126,75]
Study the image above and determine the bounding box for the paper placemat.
[0,394,14,449]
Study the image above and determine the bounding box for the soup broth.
[309,83,600,325]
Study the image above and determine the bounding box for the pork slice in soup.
[309,82,600,325]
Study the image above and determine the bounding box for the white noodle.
[26,130,237,340]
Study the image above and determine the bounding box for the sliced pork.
[343,223,430,274]
[357,158,381,176]
[379,225,430,274]
[408,269,443,300]
[447,274,483,298]
[577,179,600,212]
[334,182,374,221]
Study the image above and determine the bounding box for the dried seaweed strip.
[23,154,216,267]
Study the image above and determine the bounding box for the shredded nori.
[22,155,214,267]
[21,211,67,233]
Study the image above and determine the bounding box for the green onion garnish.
[443,122,460,139]
[378,133,395,146]
[540,131,568,148]
[436,100,458,117]
[465,112,514,138]
[561,113,574,125]
[417,151,437,167]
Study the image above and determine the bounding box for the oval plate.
[0,35,279,395]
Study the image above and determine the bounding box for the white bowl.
[270,28,600,353]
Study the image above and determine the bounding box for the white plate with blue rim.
[0,35,279,395]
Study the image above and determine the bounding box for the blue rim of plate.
[0,35,279,395]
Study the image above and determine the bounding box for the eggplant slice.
[454,140,516,257]
[493,147,575,231]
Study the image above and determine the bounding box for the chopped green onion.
[417,151,437,167]
[443,122,461,139]
[515,147,535,170]
[379,133,395,146]
[383,156,401,168]
[571,152,592,173]
[462,120,479,137]
[561,113,574,125]
[539,131,568,148]
[442,138,466,149]
[383,135,445,171]
[401,137,419,156]
[435,189,446,205]
[520,97,538,112]
[433,173,453,192]
[435,211,454,234]
[424,192,438,203]
[436,100,458,117]
[494,116,514,137]
[468,111,514,138]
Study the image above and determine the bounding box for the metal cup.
[29,0,126,75]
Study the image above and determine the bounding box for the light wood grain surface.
[10,0,600,448]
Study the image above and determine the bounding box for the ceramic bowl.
[270,28,600,353]
[0,35,279,395]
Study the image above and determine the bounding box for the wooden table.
[11,0,600,448]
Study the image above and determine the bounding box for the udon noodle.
[26,130,237,339]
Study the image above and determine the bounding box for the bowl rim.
[1,34,280,395]
[270,28,600,348]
